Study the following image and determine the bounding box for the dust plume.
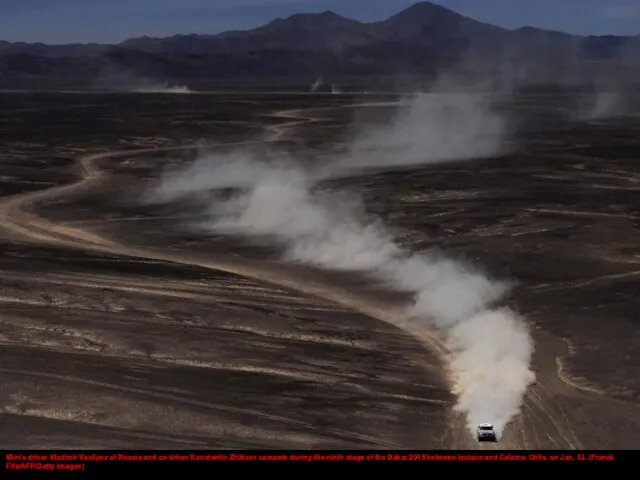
[333,90,510,176]
[576,91,626,121]
[134,83,192,94]
[92,66,192,94]
[571,58,638,121]
[310,76,323,92]
[146,88,535,440]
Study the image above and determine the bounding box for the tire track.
[0,367,405,449]
[0,105,451,359]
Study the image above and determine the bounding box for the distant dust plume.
[92,66,192,94]
[310,76,323,92]
[134,83,192,94]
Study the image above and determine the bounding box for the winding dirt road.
[0,105,450,360]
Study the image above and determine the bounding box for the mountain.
[114,4,527,57]
[120,11,374,54]
[1,2,639,90]
[0,40,108,57]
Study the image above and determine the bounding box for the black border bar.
[3,450,628,473]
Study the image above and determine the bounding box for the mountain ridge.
[1,2,639,90]
[3,2,639,54]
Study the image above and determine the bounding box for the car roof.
[478,423,494,427]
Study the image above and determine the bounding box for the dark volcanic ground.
[0,91,639,449]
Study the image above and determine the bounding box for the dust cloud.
[310,76,323,92]
[575,91,629,121]
[92,66,192,94]
[134,83,192,94]
[145,84,535,440]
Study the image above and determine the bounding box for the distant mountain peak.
[314,10,343,18]
[390,1,456,17]
[288,10,342,18]
[381,0,499,33]
[273,9,351,25]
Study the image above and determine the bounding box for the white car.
[476,423,497,442]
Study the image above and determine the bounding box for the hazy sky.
[2,0,639,44]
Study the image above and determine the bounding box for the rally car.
[476,423,497,442]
